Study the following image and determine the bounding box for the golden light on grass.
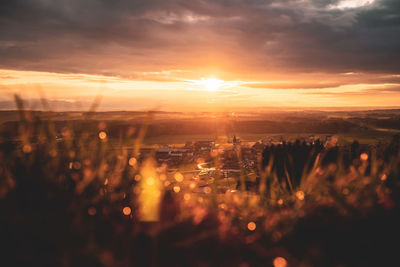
[360,153,368,161]
[273,257,288,267]
[98,131,107,140]
[146,177,155,186]
[296,190,305,200]
[173,186,181,193]
[122,206,131,216]
[138,159,161,221]
[247,221,256,231]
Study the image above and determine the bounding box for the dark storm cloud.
[0,0,399,77]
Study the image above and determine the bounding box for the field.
[1,107,400,266]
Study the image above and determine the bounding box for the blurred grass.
[0,95,399,266]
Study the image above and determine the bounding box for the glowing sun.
[201,77,223,92]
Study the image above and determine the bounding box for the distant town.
[135,135,338,193]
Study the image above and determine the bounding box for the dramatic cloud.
[1,0,400,110]
[1,0,399,79]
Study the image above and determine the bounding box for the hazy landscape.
[1,105,400,266]
[2,0,400,266]
[3,108,400,144]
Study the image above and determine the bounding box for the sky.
[1,0,400,111]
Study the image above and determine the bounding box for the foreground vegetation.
[1,102,400,266]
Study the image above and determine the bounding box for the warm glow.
[123,206,132,215]
[146,177,155,185]
[174,172,184,182]
[201,77,223,92]
[247,221,256,231]
[138,159,161,222]
[173,186,181,193]
[360,153,368,161]
[23,144,32,153]
[273,257,288,267]
[189,182,196,189]
[98,131,107,140]
[296,190,305,200]
[128,157,137,167]
[2,69,400,110]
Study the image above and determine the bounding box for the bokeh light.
[296,190,305,200]
[128,157,137,167]
[184,193,191,201]
[247,221,256,231]
[174,172,184,182]
[88,207,97,216]
[360,153,368,161]
[204,186,212,194]
[173,186,181,193]
[123,206,131,216]
[98,131,107,140]
[22,144,32,153]
[273,257,287,267]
